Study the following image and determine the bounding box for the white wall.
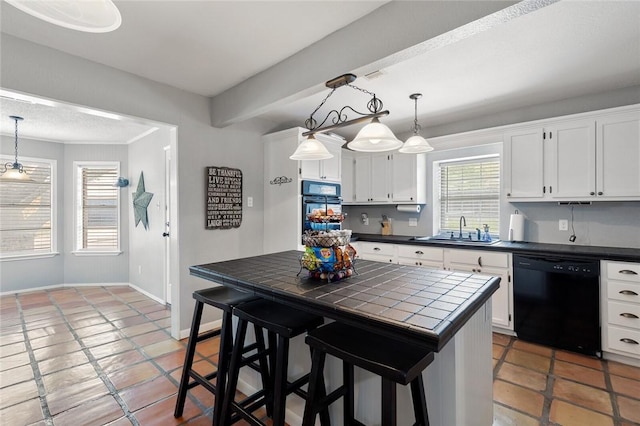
[1,34,273,337]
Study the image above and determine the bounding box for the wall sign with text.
[206,166,242,229]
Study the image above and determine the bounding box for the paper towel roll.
[396,205,421,213]
[508,213,525,241]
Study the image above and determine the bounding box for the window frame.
[0,155,58,261]
[433,154,501,239]
[73,161,122,255]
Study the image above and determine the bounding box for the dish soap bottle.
[481,224,491,242]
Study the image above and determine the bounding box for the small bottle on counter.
[482,224,492,242]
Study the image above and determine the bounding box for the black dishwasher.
[513,254,601,357]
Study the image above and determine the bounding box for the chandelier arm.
[306,88,337,130]
[301,110,389,137]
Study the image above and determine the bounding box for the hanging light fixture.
[5,0,122,33]
[290,73,401,160]
[2,116,34,182]
[399,93,434,154]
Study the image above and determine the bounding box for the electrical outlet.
[247,196,253,207]
[363,218,369,226]
[409,218,418,227]
[559,219,568,231]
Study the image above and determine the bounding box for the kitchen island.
[191,250,500,426]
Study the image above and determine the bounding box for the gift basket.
[299,229,357,282]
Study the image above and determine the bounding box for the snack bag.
[312,247,336,272]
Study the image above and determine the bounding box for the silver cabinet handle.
[620,313,639,319]
[478,256,482,267]
[415,251,424,255]
[373,247,380,251]
[620,338,639,345]
[620,290,639,296]
[619,269,639,275]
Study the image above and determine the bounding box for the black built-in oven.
[514,254,601,357]
[301,180,342,239]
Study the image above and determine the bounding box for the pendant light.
[5,0,122,33]
[289,134,333,160]
[1,116,34,182]
[399,93,434,154]
[291,73,401,159]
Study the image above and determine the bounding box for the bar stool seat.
[303,322,435,426]
[174,287,269,426]
[220,298,327,426]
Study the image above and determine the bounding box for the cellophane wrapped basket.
[300,230,357,282]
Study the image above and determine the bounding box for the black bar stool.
[302,322,435,426]
[220,298,328,426]
[174,287,270,425]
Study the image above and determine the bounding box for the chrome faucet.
[458,215,466,239]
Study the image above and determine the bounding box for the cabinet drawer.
[358,242,395,256]
[608,301,640,330]
[445,249,509,268]
[608,280,640,303]
[607,262,640,283]
[607,325,640,357]
[396,245,443,262]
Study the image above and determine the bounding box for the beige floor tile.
[553,359,606,389]
[512,340,553,357]
[52,394,124,426]
[0,379,39,410]
[38,350,90,375]
[107,361,162,390]
[497,362,547,391]
[504,349,551,374]
[617,395,640,424]
[0,351,31,371]
[555,350,603,370]
[46,377,110,416]
[0,363,34,388]
[552,378,612,415]
[492,403,540,426]
[0,397,43,425]
[142,339,184,358]
[549,400,613,426]
[42,363,98,393]
[608,361,640,381]
[610,374,640,398]
[493,379,544,418]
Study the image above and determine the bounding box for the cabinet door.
[503,128,544,199]
[320,139,342,182]
[341,151,355,203]
[547,119,596,199]
[392,153,417,202]
[596,111,640,199]
[370,153,390,202]
[354,155,371,202]
[299,159,321,181]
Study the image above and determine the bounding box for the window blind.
[0,161,53,256]
[438,156,500,236]
[78,165,119,250]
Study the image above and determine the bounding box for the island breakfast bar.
[190,250,500,426]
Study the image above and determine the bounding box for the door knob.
[162,232,170,237]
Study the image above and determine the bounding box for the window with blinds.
[0,158,55,257]
[437,155,500,237]
[75,163,120,251]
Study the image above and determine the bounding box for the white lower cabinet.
[601,260,640,360]
[396,244,444,269]
[356,242,396,263]
[444,249,513,330]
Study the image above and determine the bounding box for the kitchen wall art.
[132,171,153,230]
[206,166,242,229]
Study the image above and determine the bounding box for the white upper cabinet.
[299,133,343,183]
[503,127,545,199]
[503,106,640,202]
[547,119,596,200]
[343,151,427,205]
[391,152,427,204]
[596,111,640,200]
[341,150,355,203]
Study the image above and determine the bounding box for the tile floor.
[0,285,638,426]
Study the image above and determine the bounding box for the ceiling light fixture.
[399,93,434,154]
[290,73,401,159]
[5,0,122,33]
[2,116,34,182]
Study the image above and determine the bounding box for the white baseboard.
[128,283,166,305]
[179,319,222,340]
[0,281,131,296]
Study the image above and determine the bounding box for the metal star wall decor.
[132,171,153,230]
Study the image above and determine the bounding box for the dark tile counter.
[352,233,640,262]
[190,250,500,352]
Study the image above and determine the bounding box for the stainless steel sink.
[411,236,501,246]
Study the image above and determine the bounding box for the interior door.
[164,146,172,305]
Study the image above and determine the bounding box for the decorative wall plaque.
[206,166,242,229]
[132,171,153,230]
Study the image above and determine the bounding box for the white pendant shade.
[1,166,34,182]
[289,135,333,160]
[346,118,403,152]
[399,134,434,153]
[6,0,122,33]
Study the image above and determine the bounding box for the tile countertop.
[351,233,640,263]
[190,250,500,352]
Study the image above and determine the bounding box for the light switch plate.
[409,218,418,227]
[247,196,253,207]
[559,219,568,231]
